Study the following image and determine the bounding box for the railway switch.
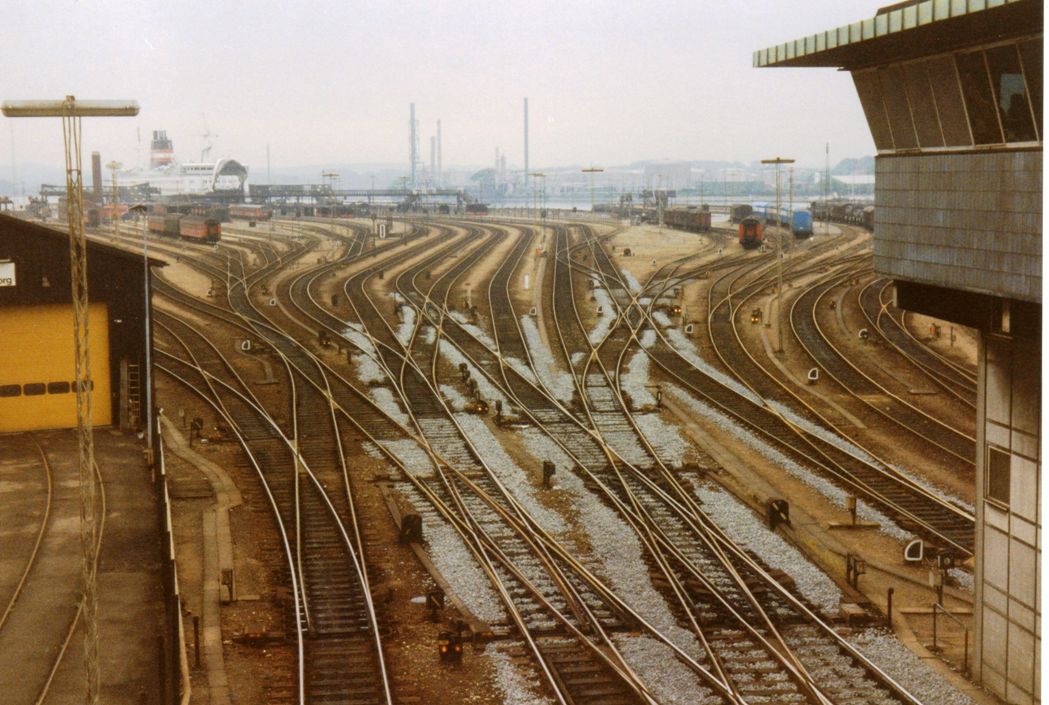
[331,294,339,307]
[541,460,556,489]
[400,514,423,544]
[766,499,790,530]
[846,495,858,525]
[427,588,444,622]
[846,553,866,588]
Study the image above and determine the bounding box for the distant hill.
[832,156,875,175]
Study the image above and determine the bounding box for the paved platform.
[0,428,165,704]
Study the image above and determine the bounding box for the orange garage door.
[0,303,111,432]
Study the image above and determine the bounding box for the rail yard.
[7,210,981,705]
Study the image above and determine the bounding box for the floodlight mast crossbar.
[3,96,138,705]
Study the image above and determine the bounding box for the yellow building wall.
[0,303,111,432]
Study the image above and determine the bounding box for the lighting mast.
[2,96,139,705]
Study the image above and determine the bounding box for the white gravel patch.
[652,311,672,327]
[520,316,574,402]
[488,646,556,705]
[850,628,977,705]
[395,304,417,346]
[440,384,469,412]
[664,327,763,405]
[418,508,507,623]
[341,322,376,355]
[612,634,721,705]
[770,401,975,514]
[369,387,410,428]
[950,568,974,593]
[505,356,540,385]
[589,286,616,344]
[635,413,693,467]
[668,385,911,541]
[639,328,657,349]
[454,414,567,534]
[692,482,843,615]
[620,349,656,409]
[353,353,387,385]
[450,311,499,351]
[621,269,643,294]
[570,351,585,366]
[518,428,703,658]
[421,325,436,345]
[368,439,433,476]
[438,339,509,407]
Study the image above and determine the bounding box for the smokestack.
[150,130,174,170]
[91,151,102,199]
[430,136,436,186]
[409,103,417,188]
[437,120,442,188]
[523,97,529,184]
[495,147,500,174]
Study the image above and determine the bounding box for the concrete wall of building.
[974,333,1041,705]
[874,151,1041,304]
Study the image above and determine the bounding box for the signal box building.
[755,1,1040,703]
[0,213,160,433]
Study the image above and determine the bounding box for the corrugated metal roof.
[753,0,1029,68]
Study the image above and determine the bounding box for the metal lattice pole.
[4,96,138,705]
[62,99,101,705]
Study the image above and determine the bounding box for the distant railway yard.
[77,213,986,704]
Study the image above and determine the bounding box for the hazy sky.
[3,0,883,177]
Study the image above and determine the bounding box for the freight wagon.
[229,204,272,221]
[663,206,711,233]
[147,214,221,244]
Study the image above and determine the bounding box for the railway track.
[857,278,977,409]
[151,215,973,705]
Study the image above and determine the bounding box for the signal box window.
[986,446,1011,506]
[0,385,20,397]
[956,51,1004,145]
[47,381,71,394]
[23,383,46,396]
[1018,39,1042,138]
[986,44,1037,143]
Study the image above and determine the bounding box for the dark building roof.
[754,0,1039,70]
[0,212,166,269]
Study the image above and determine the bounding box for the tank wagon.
[147,214,221,244]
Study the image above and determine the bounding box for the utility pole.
[761,157,794,353]
[3,96,139,705]
[529,172,545,219]
[322,170,338,231]
[582,166,603,216]
[824,142,830,234]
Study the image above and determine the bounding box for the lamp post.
[761,157,794,353]
[2,96,138,705]
[529,172,545,220]
[582,166,603,217]
[322,170,338,234]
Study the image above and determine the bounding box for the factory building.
[755,1,1041,703]
[0,213,160,432]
